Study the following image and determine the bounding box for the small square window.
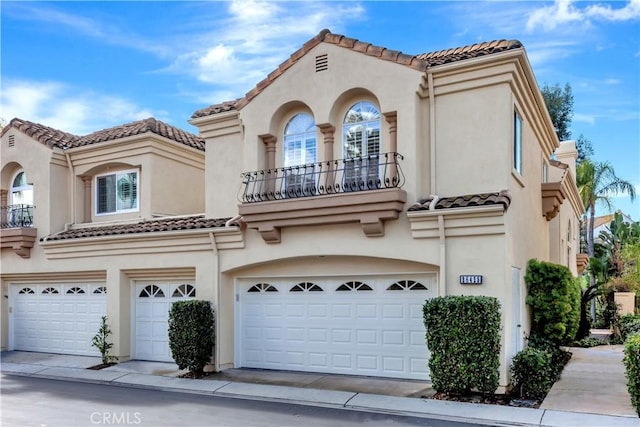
[96,170,138,215]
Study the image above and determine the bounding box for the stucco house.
[1,30,584,389]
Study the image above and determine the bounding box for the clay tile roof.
[408,190,512,212]
[41,215,236,242]
[416,39,522,66]
[72,118,205,151]
[549,159,569,169]
[192,30,524,119]
[191,98,242,119]
[3,118,79,149]
[4,117,204,151]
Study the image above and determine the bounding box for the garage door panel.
[239,275,434,380]
[133,283,196,362]
[12,284,106,356]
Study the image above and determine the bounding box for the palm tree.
[576,159,636,322]
[577,160,636,258]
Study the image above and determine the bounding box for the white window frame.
[342,101,381,159]
[513,110,523,175]
[283,113,317,167]
[95,169,139,215]
[10,170,33,206]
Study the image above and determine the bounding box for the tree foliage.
[541,82,573,141]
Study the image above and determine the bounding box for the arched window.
[8,170,34,227]
[283,113,316,167]
[10,171,33,206]
[342,102,381,191]
[342,101,381,158]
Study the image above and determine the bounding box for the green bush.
[623,333,640,416]
[527,333,572,381]
[423,295,501,395]
[620,315,640,342]
[92,316,118,365]
[525,259,581,346]
[168,300,215,374]
[572,337,606,348]
[511,347,554,399]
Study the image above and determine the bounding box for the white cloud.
[574,113,596,125]
[3,3,170,57]
[526,0,640,32]
[165,1,366,103]
[0,79,166,135]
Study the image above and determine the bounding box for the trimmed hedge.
[168,300,215,374]
[623,333,640,416]
[423,295,501,395]
[510,347,554,399]
[620,315,640,342]
[525,259,581,346]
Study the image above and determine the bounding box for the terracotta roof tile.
[41,215,237,242]
[416,39,522,66]
[549,159,569,169]
[3,118,79,149]
[4,117,204,151]
[191,99,242,119]
[408,190,512,212]
[72,118,204,150]
[192,30,523,119]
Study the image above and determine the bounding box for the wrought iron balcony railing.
[1,204,35,228]
[240,152,404,203]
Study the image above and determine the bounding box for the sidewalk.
[541,345,637,417]
[2,350,638,427]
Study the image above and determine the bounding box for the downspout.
[208,232,220,371]
[64,151,76,225]
[438,214,446,297]
[428,69,437,195]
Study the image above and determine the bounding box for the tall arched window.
[283,113,317,198]
[283,113,316,167]
[342,101,381,158]
[9,170,34,227]
[10,171,33,206]
[342,101,381,191]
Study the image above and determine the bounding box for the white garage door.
[134,283,196,362]
[12,284,106,356]
[237,275,435,380]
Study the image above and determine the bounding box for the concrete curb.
[2,366,638,427]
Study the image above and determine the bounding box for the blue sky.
[1,0,638,219]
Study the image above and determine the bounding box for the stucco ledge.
[238,188,407,243]
[0,228,38,258]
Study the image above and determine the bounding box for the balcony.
[1,204,37,258]
[238,153,407,243]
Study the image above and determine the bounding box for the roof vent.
[8,134,15,147]
[315,54,328,72]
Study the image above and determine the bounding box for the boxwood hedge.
[168,300,215,374]
[423,295,501,395]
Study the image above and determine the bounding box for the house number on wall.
[459,275,483,285]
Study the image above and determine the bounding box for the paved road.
[1,374,481,427]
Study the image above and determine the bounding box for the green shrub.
[423,295,501,395]
[511,347,554,399]
[620,315,640,342]
[527,333,572,380]
[572,337,605,348]
[525,259,581,346]
[168,300,215,374]
[623,333,640,416]
[92,316,118,365]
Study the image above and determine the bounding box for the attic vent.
[8,135,15,147]
[315,54,328,72]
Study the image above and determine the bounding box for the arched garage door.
[237,275,435,380]
[133,283,196,362]
[11,284,106,356]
